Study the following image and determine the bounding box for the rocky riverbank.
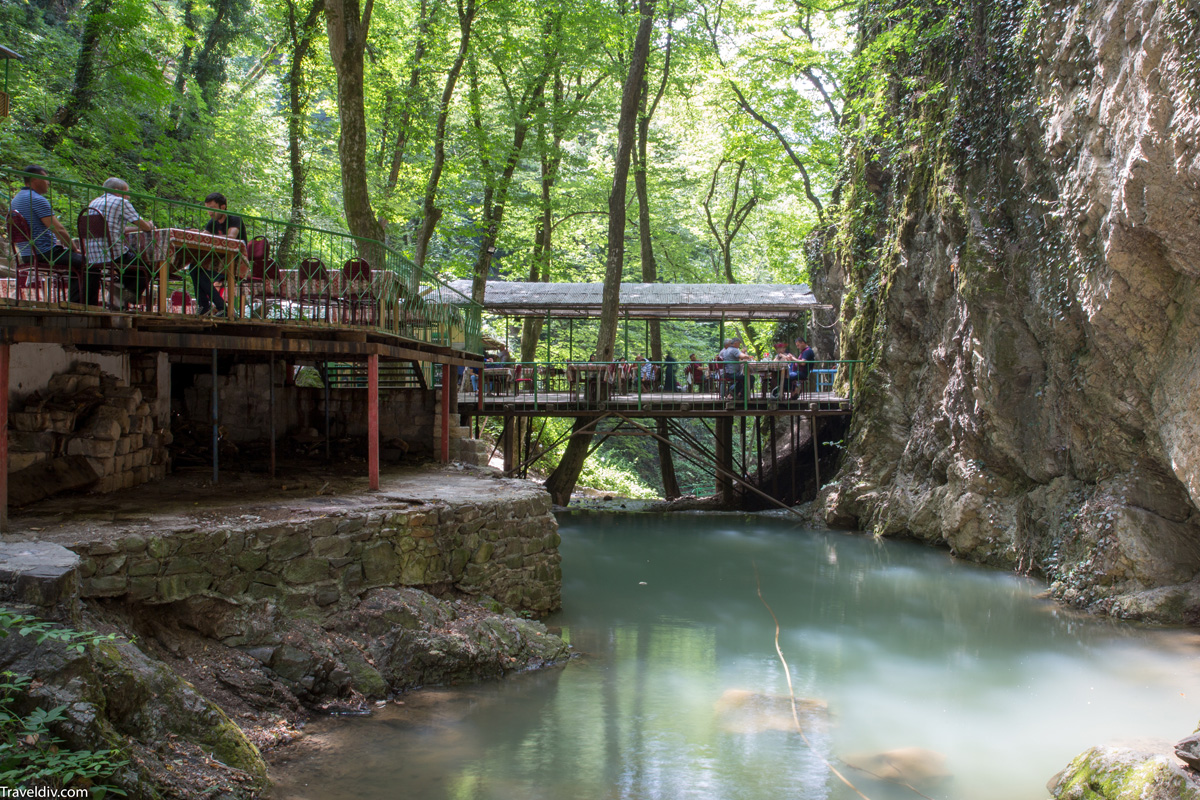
[807,0,1200,793]
[0,466,569,798]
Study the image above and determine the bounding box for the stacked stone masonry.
[7,362,170,493]
[72,490,562,615]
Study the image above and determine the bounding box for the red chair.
[513,363,534,395]
[241,238,277,317]
[297,257,330,322]
[6,211,66,303]
[340,257,375,325]
[169,290,196,314]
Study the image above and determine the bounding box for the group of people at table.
[466,336,817,399]
[10,165,244,315]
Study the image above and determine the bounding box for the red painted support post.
[440,364,451,463]
[368,354,379,490]
[0,343,8,532]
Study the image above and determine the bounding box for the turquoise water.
[271,513,1200,800]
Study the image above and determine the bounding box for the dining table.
[125,228,250,318]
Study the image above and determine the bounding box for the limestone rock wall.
[73,489,562,615]
[817,0,1200,622]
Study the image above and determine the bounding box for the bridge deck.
[459,389,851,417]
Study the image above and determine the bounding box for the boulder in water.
[713,688,829,734]
[839,747,951,789]
[1176,733,1200,771]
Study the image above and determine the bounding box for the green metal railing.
[453,359,859,413]
[0,167,482,354]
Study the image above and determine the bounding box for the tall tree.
[41,0,114,150]
[412,0,477,273]
[546,0,657,504]
[703,157,760,346]
[633,6,679,498]
[327,0,386,246]
[466,12,558,304]
[384,0,437,192]
[278,0,327,265]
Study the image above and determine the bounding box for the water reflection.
[271,513,1200,800]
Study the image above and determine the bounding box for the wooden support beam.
[503,413,516,474]
[614,413,804,519]
[368,353,380,490]
[324,361,331,462]
[2,322,483,367]
[440,365,451,463]
[0,343,8,532]
[269,353,276,479]
[811,414,820,492]
[716,416,733,504]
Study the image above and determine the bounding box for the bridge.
[445,280,852,510]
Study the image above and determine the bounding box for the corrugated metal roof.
[446,281,829,319]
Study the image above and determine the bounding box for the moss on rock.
[1049,746,1200,800]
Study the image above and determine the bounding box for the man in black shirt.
[194,192,247,315]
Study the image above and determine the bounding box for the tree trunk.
[386,0,435,191]
[413,0,476,273]
[279,0,326,266]
[192,0,248,112]
[633,28,679,499]
[327,0,385,249]
[466,42,553,306]
[41,0,113,150]
[545,0,656,505]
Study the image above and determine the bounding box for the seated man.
[86,178,155,308]
[638,355,656,389]
[193,192,247,316]
[9,165,88,303]
[685,353,704,393]
[718,338,752,398]
[784,337,816,398]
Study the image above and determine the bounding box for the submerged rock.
[712,688,829,734]
[839,747,951,790]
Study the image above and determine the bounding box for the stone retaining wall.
[71,490,561,614]
[7,362,170,493]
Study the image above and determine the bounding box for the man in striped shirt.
[85,178,155,308]
[8,165,85,302]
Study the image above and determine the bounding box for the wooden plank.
[3,325,482,366]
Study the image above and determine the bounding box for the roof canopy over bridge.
[446,281,830,320]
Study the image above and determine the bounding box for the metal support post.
[211,349,219,485]
[0,343,8,532]
[269,354,276,479]
[324,360,331,462]
[368,354,379,489]
[811,414,821,492]
[440,364,451,463]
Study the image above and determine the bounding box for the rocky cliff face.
[816,0,1200,623]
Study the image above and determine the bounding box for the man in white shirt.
[85,178,155,308]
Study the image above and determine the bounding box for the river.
[271,512,1200,799]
